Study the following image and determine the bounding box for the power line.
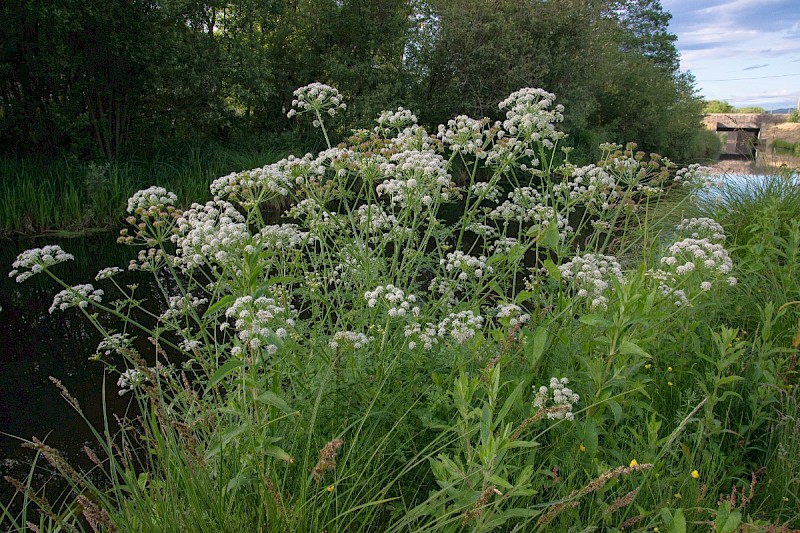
[704,72,800,82]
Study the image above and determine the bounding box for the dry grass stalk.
[312,438,344,482]
[22,437,83,487]
[83,445,103,470]
[462,484,502,525]
[511,404,570,441]
[48,376,82,415]
[171,420,205,468]
[264,475,287,519]
[3,476,70,531]
[608,487,640,513]
[536,463,652,528]
[620,515,644,529]
[76,494,117,533]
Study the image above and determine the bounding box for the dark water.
[0,233,148,508]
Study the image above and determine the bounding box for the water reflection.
[0,232,153,506]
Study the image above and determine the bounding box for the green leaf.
[540,221,560,250]
[497,380,527,428]
[619,339,650,358]
[203,294,235,319]
[715,375,744,388]
[579,315,613,328]
[524,327,548,368]
[254,391,295,416]
[542,259,561,281]
[205,425,249,459]
[206,359,245,391]
[483,508,542,528]
[262,444,293,463]
[607,399,623,424]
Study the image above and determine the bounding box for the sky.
[661,0,800,110]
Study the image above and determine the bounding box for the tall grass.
[0,145,291,236]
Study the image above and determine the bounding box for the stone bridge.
[703,113,791,157]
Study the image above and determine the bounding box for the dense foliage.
[1,0,708,162]
[3,84,798,532]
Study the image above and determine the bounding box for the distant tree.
[605,0,679,73]
[703,100,736,113]
[734,106,766,114]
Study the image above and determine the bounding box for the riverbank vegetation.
[3,84,799,532]
[0,0,723,236]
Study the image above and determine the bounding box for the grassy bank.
[0,144,296,237]
[3,86,799,532]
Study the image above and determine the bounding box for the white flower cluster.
[364,285,421,318]
[49,284,103,314]
[172,200,249,270]
[9,245,74,282]
[675,217,726,243]
[469,181,502,203]
[389,124,437,152]
[488,189,573,237]
[465,222,498,238]
[117,368,145,396]
[553,164,620,210]
[375,107,418,131]
[285,198,344,233]
[495,303,530,327]
[355,204,411,241]
[210,164,293,206]
[126,186,178,214]
[377,149,454,207]
[487,187,542,221]
[275,153,326,184]
[329,331,374,351]
[674,163,715,188]
[533,377,580,420]
[94,266,123,281]
[92,332,133,359]
[287,82,346,122]
[660,238,733,276]
[490,237,519,253]
[558,253,624,310]
[258,224,310,249]
[224,295,296,356]
[440,251,492,280]
[498,88,564,144]
[404,310,484,350]
[437,115,489,155]
[160,292,208,321]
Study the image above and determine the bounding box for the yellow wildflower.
[691,469,700,479]
[579,443,586,452]
[327,484,335,492]
[629,458,639,467]
[667,366,672,372]
[644,364,652,369]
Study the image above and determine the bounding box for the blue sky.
[661,0,800,110]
